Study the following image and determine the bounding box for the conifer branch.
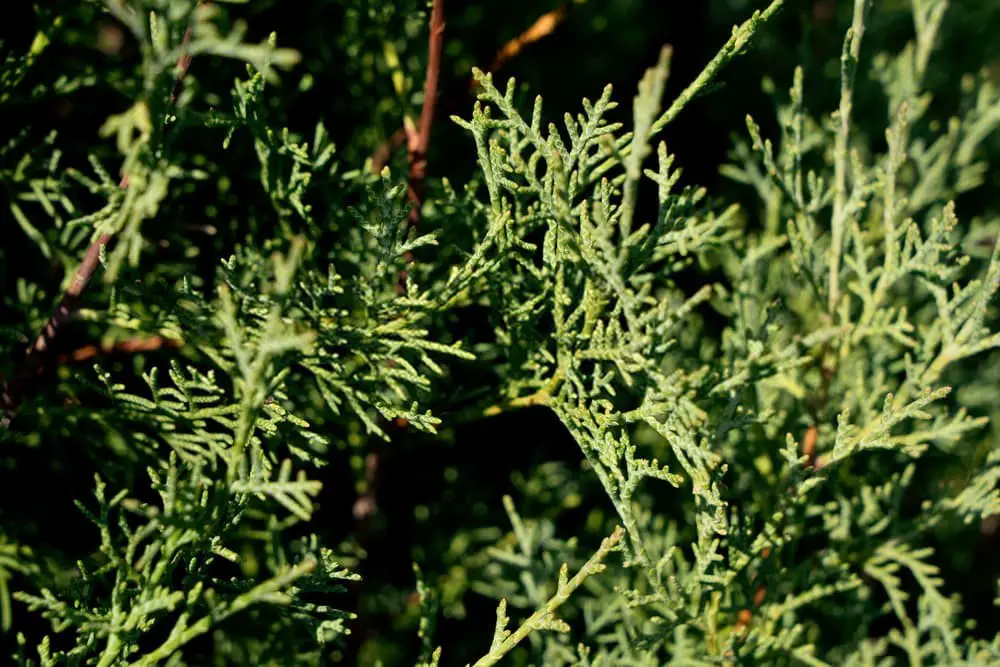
[470,526,624,667]
[403,0,445,238]
[828,0,871,312]
[1,10,199,424]
[647,0,785,139]
[128,556,318,667]
[5,0,1000,663]
[345,4,446,660]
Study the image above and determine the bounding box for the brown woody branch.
[358,0,571,535]
[373,0,445,514]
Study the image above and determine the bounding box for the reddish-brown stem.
[28,231,115,360]
[395,0,444,291]
[401,0,445,254]
[801,424,818,469]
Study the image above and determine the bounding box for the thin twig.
[349,7,574,655]
[395,0,444,290]
[1,236,117,424]
[370,127,408,174]
[28,231,116,361]
[402,0,445,239]
[485,4,569,76]
[370,2,573,175]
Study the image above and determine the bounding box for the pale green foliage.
[442,0,1000,663]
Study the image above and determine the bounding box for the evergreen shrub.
[1,0,998,664]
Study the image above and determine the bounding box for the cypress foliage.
[1,1,998,664]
